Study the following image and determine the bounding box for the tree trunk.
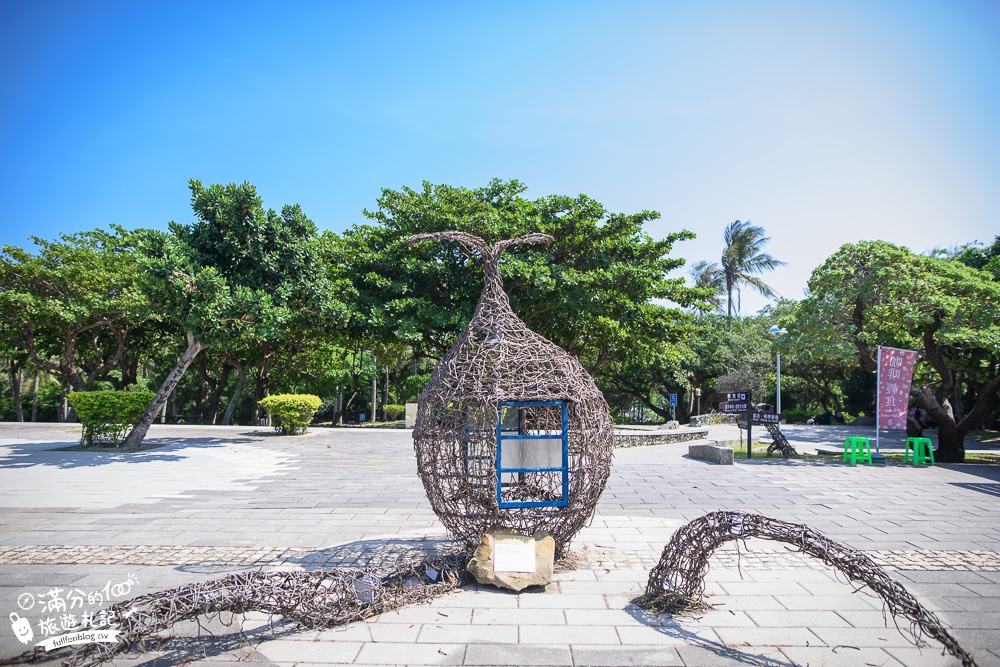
[195,355,208,424]
[914,372,1000,463]
[59,382,70,422]
[371,375,377,421]
[8,362,23,422]
[31,373,39,422]
[935,418,965,463]
[122,333,206,448]
[383,364,389,417]
[220,364,246,426]
[206,364,233,425]
[251,348,272,424]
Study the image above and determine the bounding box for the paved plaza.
[1,422,999,666]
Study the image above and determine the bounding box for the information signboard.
[737,412,783,428]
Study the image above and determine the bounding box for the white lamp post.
[768,326,788,415]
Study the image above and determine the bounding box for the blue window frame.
[495,400,569,509]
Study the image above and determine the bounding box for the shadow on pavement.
[950,482,1000,498]
[0,438,254,470]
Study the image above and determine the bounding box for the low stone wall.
[688,414,737,428]
[688,442,734,465]
[614,429,709,449]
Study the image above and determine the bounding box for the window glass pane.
[499,437,563,469]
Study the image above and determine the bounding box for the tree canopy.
[798,240,1000,461]
[333,179,704,417]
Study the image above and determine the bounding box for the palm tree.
[721,220,786,317]
[688,260,725,314]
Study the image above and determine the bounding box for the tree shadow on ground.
[0,439,254,469]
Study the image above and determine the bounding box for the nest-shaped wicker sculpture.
[407,231,614,555]
[641,511,977,667]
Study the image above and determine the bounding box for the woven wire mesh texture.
[0,553,468,667]
[641,510,978,667]
[407,232,614,555]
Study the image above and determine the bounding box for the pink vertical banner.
[877,346,918,430]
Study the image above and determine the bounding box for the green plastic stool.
[905,437,935,466]
[843,436,872,465]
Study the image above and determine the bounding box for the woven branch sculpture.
[407,231,614,555]
[0,554,468,667]
[641,511,977,667]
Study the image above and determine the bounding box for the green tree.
[721,220,786,317]
[334,179,703,417]
[800,241,1000,462]
[123,180,344,445]
[0,228,147,420]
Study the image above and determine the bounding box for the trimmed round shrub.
[258,394,322,435]
[67,390,156,447]
[384,404,405,421]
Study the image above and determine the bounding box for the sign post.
[721,391,753,459]
[669,393,677,421]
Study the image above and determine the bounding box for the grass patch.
[731,442,780,457]
[880,452,1000,465]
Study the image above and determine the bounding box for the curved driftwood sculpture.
[407,231,614,555]
[0,554,468,667]
[641,511,977,667]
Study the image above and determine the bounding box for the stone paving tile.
[780,646,906,666]
[253,638,362,664]
[704,595,786,611]
[563,608,641,626]
[883,647,971,666]
[712,626,824,647]
[354,642,467,665]
[571,645,684,666]
[464,644,572,666]
[775,593,883,611]
[516,593,607,609]
[673,644,795,666]
[809,625,924,648]
[471,608,565,625]
[520,624,621,645]
[418,623,519,644]
[614,625,722,646]
[745,609,851,628]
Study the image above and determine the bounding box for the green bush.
[783,408,812,424]
[258,394,322,435]
[67,390,155,447]
[384,404,405,421]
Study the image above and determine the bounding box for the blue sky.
[2,1,998,314]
